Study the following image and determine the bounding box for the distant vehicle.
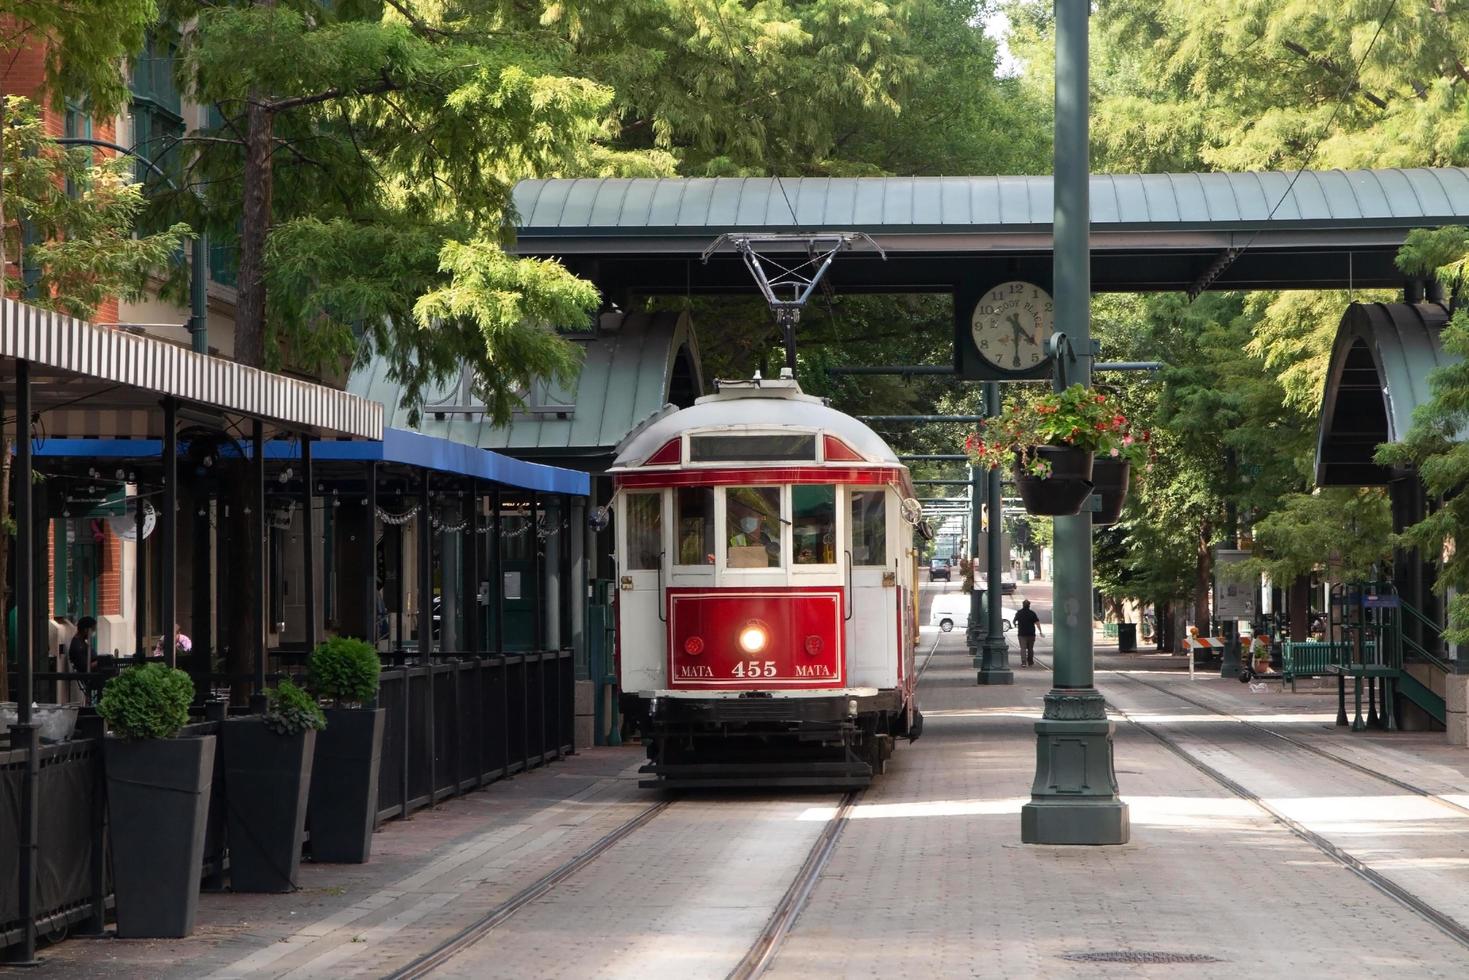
[929,592,1019,633]
[929,557,951,582]
[979,572,1018,595]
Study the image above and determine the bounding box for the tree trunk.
[226,6,275,704]
[1193,526,1213,631]
[233,86,274,369]
[1289,573,1311,641]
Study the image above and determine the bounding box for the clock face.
[970,281,1055,372]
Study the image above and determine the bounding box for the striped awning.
[1,299,382,440]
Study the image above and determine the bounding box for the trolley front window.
[725,486,782,568]
[850,490,887,565]
[689,433,815,463]
[626,493,662,570]
[792,485,835,565]
[675,487,715,565]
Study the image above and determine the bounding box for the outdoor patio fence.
[1,648,575,959]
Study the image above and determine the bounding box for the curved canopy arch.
[1315,302,1454,487]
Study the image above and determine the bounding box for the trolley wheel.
[939,619,954,632]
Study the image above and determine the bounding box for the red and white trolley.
[609,372,925,788]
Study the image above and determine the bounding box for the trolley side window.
[792,485,836,565]
[725,486,782,568]
[626,492,663,570]
[689,433,815,462]
[850,490,887,565]
[675,487,715,565]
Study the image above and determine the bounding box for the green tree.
[0,96,188,702]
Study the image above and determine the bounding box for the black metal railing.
[1,648,575,959]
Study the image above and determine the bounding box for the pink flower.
[1122,434,1134,446]
[1110,447,1120,456]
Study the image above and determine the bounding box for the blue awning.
[30,427,589,497]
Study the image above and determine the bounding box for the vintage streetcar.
[608,370,926,788]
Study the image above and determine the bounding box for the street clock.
[969,281,1055,374]
[954,277,1056,381]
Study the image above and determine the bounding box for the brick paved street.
[30,583,1469,979]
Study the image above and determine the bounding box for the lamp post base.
[1021,690,1130,845]
[976,637,1014,685]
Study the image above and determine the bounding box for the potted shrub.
[222,678,325,892]
[966,385,1148,518]
[98,664,213,938]
[306,636,384,863]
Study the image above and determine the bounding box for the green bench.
[1281,640,1373,690]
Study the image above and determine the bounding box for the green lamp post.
[1020,0,1130,846]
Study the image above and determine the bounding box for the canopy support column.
[302,438,317,654]
[364,461,377,647]
[252,420,267,710]
[161,398,177,667]
[9,359,39,966]
[977,381,1013,684]
[467,485,481,656]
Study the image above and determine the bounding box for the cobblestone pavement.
[31,582,1469,978]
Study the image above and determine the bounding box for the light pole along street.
[54,136,210,354]
[1021,0,1129,846]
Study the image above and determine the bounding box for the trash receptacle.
[1118,622,1137,653]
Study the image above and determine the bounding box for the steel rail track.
[395,613,942,977]
[384,798,675,980]
[726,790,861,980]
[1069,661,1469,951]
[1109,667,1469,820]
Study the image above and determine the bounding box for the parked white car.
[929,593,1021,633]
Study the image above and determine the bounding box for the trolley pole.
[1021,0,1129,845]
[976,381,1012,684]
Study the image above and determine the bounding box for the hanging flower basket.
[1013,445,1094,516]
[1090,456,1131,526]
[964,384,1151,520]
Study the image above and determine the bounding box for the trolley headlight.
[738,622,770,654]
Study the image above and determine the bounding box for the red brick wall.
[3,32,122,324]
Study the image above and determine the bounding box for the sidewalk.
[34,746,649,979]
[769,633,1469,978]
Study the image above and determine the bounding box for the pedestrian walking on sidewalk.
[1014,600,1041,666]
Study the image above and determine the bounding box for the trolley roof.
[611,373,903,471]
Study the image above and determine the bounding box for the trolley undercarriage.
[627,691,919,789]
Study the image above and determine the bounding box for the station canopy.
[511,169,1469,294]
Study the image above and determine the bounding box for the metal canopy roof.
[349,310,703,463]
[31,428,590,496]
[1,299,383,440]
[511,170,1469,294]
[1315,302,1454,487]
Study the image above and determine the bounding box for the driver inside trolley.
[726,488,781,567]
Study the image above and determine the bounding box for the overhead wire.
[1193,0,1401,298]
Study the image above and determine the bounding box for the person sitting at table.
[153,623,192,658]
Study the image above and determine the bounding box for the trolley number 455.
[731,660,778,678]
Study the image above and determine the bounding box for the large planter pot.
[1014,446,1094,517]
[222,718,316,892]
[1090,457,1132,526]
[104,735,216,937]
[308,706,385,864]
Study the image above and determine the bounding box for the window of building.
[792,485,835,565]
[626,493,662,570]
[725,486,782,568]
[674,487,714,566]
[850,490,887,566]
[129,32,184,190]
